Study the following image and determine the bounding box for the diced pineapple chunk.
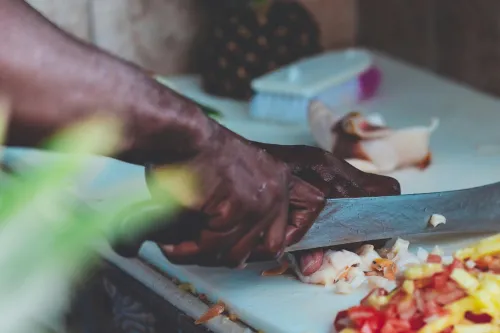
[418,314,460,333]
[451,269,480,293]
[453,324,500,333]
[472,289,500,318]
[405,264,444,280]
[402,280,415,294]
[455,234,500,260]
[365,293,389,309]
[446,296,478,315]
[456,248,477,261]
[339,329,359,333]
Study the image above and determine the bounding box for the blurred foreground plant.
[0,104,195,333]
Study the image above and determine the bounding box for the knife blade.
[286,181,500,252]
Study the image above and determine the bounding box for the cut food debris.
[429,214,447,228]
[262,237,423,294]
[334,232,500,333]
[195,302,226,325]
[261,262,289,276]
[307,101,438,174]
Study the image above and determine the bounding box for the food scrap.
[261,262,290,276]
[334,233,500,333]
[195,302,226,325]
[260,238,423,294]
[307,101,439,174]
[429,214,447,228]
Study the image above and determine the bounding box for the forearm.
[0,0,215,165]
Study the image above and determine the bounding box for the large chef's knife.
[285,181,500,252]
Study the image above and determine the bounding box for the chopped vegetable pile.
[274,238,429,293]
[334,234,500,333]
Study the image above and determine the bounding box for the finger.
[297,249,324,276]
[223,214,277,268]
[249,177,324,262]
[160,214,254,267]
[356,172,401,196]
[224,191,288,268]
[159,240,204,265]
[285,176,325,246]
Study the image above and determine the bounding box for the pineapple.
[200,0,322,100]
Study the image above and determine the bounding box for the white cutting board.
[5,50,500,333]
[139,51,500,333]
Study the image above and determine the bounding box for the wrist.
[118,76,219,164]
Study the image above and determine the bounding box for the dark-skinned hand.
[113,135,400,274]
[250,143,401,275]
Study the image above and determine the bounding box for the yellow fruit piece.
[455,234,500,260]
[446,296,478,315]
[456,248,476,261]
[418,314,460,333]
[453,324,500,333]
[365,293,389,309]
[472,289,500,318]
[405,264,444,280]
[402,280,415,294]
[451,268,480,293]
[339,329,359,333]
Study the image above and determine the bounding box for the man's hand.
[141,128,326,268]
[252,143,401,275]
[113,141,400,270]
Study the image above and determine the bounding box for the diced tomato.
[348,306,384,332]
[440,327,453,333]
[464,311,493,323]
[423,290,439,302]
[334,310,351,331]
[388,291,406,305]
[397,299,417,320]
[414,290,426,313]
[414,277,433,289]
[359,316,384,333]
[431,272,449,289]
[435,288,466,305]
[380,319,411,333]
[427,254,442,263]
[409,314,426,330]
[447,258,465,272]
[423,300,448,318]
[384,304,399,319]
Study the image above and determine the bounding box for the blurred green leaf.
[0,111,195,332]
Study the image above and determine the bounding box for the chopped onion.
[417,247,429,262]
[428,214,446,227]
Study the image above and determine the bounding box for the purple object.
[359,66,382,101]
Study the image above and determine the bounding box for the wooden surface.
[357,0,500,97]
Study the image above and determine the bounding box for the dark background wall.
[357,0,500,96]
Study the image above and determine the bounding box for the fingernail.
[161,245,174,253]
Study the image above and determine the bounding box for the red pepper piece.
[464,311,493,323]
[427,254,442,264]
[380,319,412,333]
[409,314,426,330]
[431,272,449,289]
[334,310,351,332]
[348,306,384,331]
